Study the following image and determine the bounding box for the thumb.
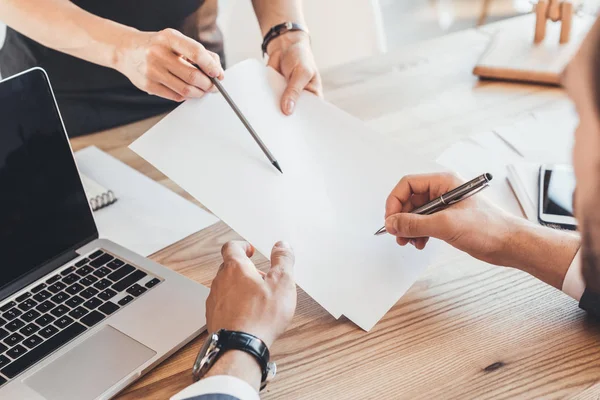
[281,67,311,115]
[266,241,295,288]
[385,212,452,240]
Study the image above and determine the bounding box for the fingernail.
[208,68,217,78]
[277,241,291,249]
[385,218,398,235]
[409,239,417,246]
[285,99,295,115]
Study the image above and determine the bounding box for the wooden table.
[71,15,600,400]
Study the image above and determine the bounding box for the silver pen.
[375,173,493,236]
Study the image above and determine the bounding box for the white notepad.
[130,59,439,330]
[80,174,117,211]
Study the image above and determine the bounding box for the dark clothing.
[579,288,600,319]
[0,0,224,137]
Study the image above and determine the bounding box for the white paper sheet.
[130,59,439,330]
[74,146,219,257]
[507,162,540,222]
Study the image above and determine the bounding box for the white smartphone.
[538,164,577,230]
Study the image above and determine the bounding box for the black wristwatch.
[261,22,310,56]
[192,329,276,390]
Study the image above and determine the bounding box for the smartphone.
[538,164,577,230]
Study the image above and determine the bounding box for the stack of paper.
[131,59,440,331]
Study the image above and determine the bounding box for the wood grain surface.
[69,15,600,400]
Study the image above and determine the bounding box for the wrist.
[504,217,580,289]
[266,30,309,56]
[204,350,262,392]
[109,25,143,71]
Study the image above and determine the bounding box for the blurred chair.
[217,0,387,71]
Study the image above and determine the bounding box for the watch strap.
[218,330,271,383]
[261,22,309,56]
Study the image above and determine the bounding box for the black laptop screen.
[0,69,97,292]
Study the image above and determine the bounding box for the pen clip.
[446,183,489,205]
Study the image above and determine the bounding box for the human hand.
[115,28,224,102]
[206,241,297,348]
[266,31,322,115]
[384,173,516,266]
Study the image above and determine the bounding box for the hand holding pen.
[379,173,517,266]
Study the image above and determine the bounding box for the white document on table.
[75,146,218,257]
[507,162,540,222]
[130,59,439,331]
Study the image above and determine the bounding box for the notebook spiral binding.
[90,190,117,211]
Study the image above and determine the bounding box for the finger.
[304,74,323,98]
[146,82,185,102]
[158,68,206,99]
[266,241,295,288]
[167,56,214,92]
[221,241,255,263]
[210,52,225,81]
[396,237,409,246]
[385,173,462,218]
[165,29,223,78]
[385,212,452,240]
[281,66,313,115]
[413,237,430,250]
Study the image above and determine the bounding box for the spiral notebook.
[80,173,118,211]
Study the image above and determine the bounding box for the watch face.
[192,332,221,381]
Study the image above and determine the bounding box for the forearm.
[251,0,306,36]
[0,0,135,69]
[503,216,580,290]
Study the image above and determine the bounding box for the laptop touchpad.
[25,325,156,400]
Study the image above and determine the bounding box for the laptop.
[0,68,209,399]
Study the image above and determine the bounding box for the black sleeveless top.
[0,0,224,137]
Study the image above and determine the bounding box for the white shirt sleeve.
[170,376,260,400]
[562,249,586,301]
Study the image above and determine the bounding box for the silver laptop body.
[0,68,208,400]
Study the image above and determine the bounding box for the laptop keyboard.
[0,250,162,387]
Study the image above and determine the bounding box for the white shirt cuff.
[170,375,260,400]
[562,249,585,301]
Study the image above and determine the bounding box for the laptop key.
[107,264,135,283]
[94,279,111,290]
[75,258,90,267]
[65,283,84,296]
[62,273,79,285]
[0,355,10,368]
[68,307,89,320]
[46,275,61,285]
[22,310,41,323]
[5,319,25,332]
[107,259,125,270]
[50,305,69,318]
[76,266,94,277]
[93,267,111,278]
[145,278,161,288]
[54,316,74,329]
[1,322,87,379]
[126,284,147,297]
[48,282,66,294]
[0,316,5,326]
[3,308,22,321]
[33,290,52,302]
[50,292,70,305]
[117,295,134,306]
[15,292,31,303]
[89,250,104,259]
[80,311,105,327]
[61,266,76,276]
[98,289,116,302]
[35,301,55,314]
[34,315,55,327]
[80,275,98,287]
[83,298,103,310]
[19,323,39,337]
[0,302,16,313]
[4,332,24,347]
[0,343,6,353]
[39,325,59,339]
[6,344,27,359]
[98,302,119,316]
[112,270,146,292]
[65,296,84,308]
[22,334,43,349]
[80,288,99,300]
[31,283,46,294]
[18,299,37,312]
[89,254,114,268]
[0,328,7,340]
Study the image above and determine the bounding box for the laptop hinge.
[0,249,79,303]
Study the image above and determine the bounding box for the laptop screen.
[0,69,97,292]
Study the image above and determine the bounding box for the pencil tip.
[273,161,283,174]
